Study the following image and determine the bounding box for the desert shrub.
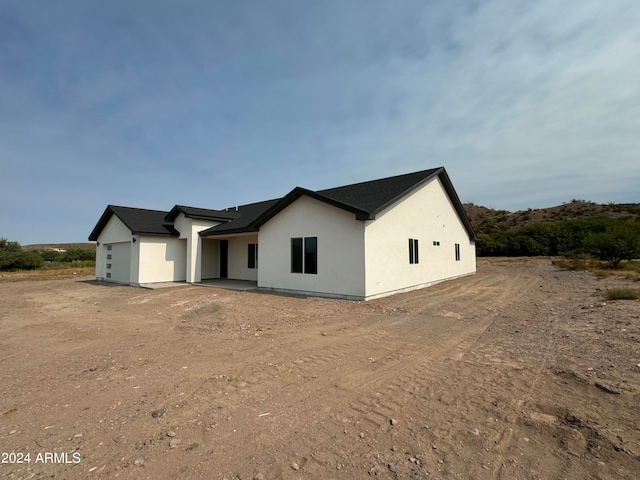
[583,222,640,267]
[0,239,45,270]
[605,289,639,300]
[39,250,64,262]
[0,238,21,269]
[61,248,95,262]
[477,218,640,260]
[14,251,44,270]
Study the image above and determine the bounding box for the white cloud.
[1,0,639,243]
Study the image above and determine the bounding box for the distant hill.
[18,202,640,249]
[463,201,640,235]
[23,243,96,251]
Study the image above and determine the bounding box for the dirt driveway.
[1,258,639,479]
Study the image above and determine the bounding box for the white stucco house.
[88,167,476,300]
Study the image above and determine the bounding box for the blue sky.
[1,1,639,245]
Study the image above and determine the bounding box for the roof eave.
[251,187,370,228]
[88,206,118,241]
[200,226,259,237]
[438,169,478,241]
[366,167,476,241]
[131,230,180,237]
[165,205,237,223]
[369,168,443,219]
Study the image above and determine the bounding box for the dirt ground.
[1,258,639,480]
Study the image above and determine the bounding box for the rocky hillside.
[464,201,640,235]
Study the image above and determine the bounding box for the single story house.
[88,167,476,300]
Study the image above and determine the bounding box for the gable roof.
[249,168,443,228]
[247,167,476,240]
[165,205,240,222]
[318,167,442,215]
[88,205,179,241]
[89,167,476,241]
[198,199,280,236]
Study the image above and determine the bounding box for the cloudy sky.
[1,1,639,244]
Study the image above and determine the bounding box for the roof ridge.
[317,167,442,193]
[110,205,171,215]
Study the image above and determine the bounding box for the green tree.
[15,251,44,270]
[61,248,95,262]
[0,238,22,270]
[584,223,640,267]
[39,250,64,262]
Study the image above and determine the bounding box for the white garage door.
[105,242,131,284]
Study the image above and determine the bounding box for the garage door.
[105,242,131,284]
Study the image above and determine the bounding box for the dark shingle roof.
[199,199,280,236]
[89,167,476,241]
[165,205,240,222]
[317,168,442,215]
[88,206,179,241]
[248,167,475,240]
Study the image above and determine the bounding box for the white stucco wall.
[200,239,219,279]
[258,196,366,298]
[137,237,187,284]
[364,176,476,299]
[174,214,222,283]
[95,215,133,282]
[227,234,259,281]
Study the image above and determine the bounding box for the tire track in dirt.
[232,271,543,478]
[136,266,544,478]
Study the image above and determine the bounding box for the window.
[107,245,112,251]
[409,238,419,264]
[291,238,303,273]
[106,263,111,269]
[455,243,461,261]
[247,243,258,269]
[106,273,111,278]
[107,254,112,260]
[433,241,440,246]
[291,237,317,274]
[304,237,317,274]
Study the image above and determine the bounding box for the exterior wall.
[258,196,366,298]
[364,176,476,299]
[227,234,259,281]
[95,215,133,282]
[200,239,219,279]
[137,237,187,284]
[129,237,140,284]
[174,214,222,283]
[108,242,132,284]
